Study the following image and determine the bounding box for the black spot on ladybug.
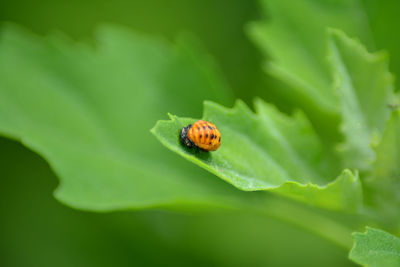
[200,134,202,138]
[203,126,206,130]
[208,126,213,130]
[206,134,208,138]
[209,142,212,145]
[219,137,221,141]
[211,134,214,139]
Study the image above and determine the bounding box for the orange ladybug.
[180,120,221,151]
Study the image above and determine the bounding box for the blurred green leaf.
[364,111,400,228]
[247,0,373,141]
[0,24,247,211]
[328,29,394,171]
[372,111,400,181]
[349,227,400,267]
[152,99,362,211]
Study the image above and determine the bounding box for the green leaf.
[248,0,396,172]
[247,0,373,140]
[151,99,362,211]
[328,29,395,171]
[371,111,400,183]
[364,111,400,227]
[0,24,246,211]
[349,227,400,267]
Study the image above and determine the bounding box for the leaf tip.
[167,112,177,120]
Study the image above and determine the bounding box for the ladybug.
[180,120,221,151]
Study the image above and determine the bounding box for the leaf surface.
[350,227,400,267]
[247,0,373,139]
[364,111,400,227]
[328,29,394,171]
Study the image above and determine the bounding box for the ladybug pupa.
[180,120,221,151]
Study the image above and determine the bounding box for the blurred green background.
[1,0,399,266]
[0,0,271,104]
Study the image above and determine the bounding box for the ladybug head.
[180,124,195,148]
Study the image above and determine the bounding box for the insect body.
[180,120,221,151]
